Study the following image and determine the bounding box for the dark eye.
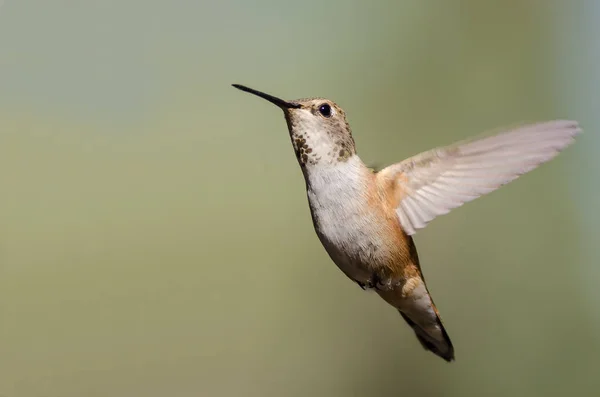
[318,103,331,118]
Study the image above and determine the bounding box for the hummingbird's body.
[306,155,452,359]
[232,83,581,362]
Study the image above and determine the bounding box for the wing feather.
[378,120,581,235]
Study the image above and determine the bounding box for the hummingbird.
[232,83,581,362]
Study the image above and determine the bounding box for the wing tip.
[547,119,582,136]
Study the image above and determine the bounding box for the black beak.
[232,84,301,109]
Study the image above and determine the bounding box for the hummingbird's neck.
[284,112,356,168]
[302,154,370,190]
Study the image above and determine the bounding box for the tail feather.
[398,310,455,362]
[376,276,455,362]
[375,235,455,361]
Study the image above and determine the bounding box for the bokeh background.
[1,1,599,396]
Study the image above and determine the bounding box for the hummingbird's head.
[233,84,356,167]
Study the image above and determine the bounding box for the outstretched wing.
[377,120,581,235]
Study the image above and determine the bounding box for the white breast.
[304,156,382,280]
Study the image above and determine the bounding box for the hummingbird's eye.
[318,103,332,118]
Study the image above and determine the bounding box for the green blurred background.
[1,1,598,396]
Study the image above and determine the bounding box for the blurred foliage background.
[0,1,599,396]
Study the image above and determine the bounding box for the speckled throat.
[284,103,356,167]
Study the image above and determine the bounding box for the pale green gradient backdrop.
[0,1,599,396]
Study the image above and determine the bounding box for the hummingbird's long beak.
[232,84,301,109]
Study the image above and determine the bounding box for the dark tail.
[398,309,455,362]
[376,236,455,361]
[376,279,455,362]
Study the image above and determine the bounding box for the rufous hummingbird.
[232,83,581,362]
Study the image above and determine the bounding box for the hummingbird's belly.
[308,198,391,284]
[304,155,404,284]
